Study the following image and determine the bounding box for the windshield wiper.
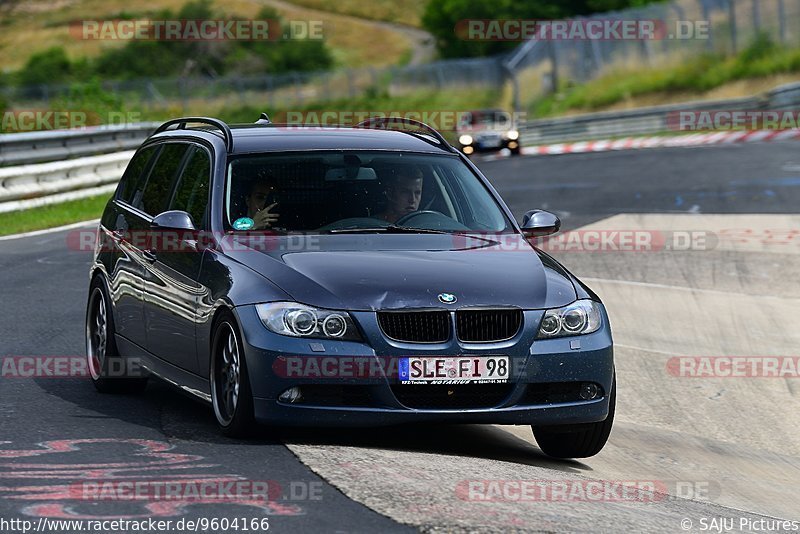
[325,225,450,235]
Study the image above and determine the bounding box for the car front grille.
[456,309,522,342]
[377,311,450,343]
[378,309,522,343]
[391,384,513,409]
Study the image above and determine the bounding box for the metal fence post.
[778,0,787,44]
[590,35,603,75]
[436,64,446,89]
[347,69,355,99]
[728,0,738,54]
[700,0,713,51]
[752,0,761,31]
[548,41,559,93]
[178,78,188,115]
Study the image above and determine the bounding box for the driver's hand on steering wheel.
[253,202,280,229]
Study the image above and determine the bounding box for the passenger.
[376,165,423,223]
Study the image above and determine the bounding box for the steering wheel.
[395,210,441,226]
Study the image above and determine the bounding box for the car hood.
[224,234,577,311]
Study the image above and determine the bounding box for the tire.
[86,277,148,394]
[510,147,521,156]
[532,379,615,459]
[210,313,256,437]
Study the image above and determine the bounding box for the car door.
[141,144,211,374]
[107,144,160,346]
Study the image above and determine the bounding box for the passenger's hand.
[253,202,279,229]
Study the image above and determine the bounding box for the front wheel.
[211,314,256,437]
[532,379,615,458]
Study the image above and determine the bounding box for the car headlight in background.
[256,302,361,340]
[459,134,473,146]
[506,130,519,140]
[536,300,602,339]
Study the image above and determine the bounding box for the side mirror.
[521,209,560,238]
[151,210,196,231]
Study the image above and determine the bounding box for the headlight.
[459,134,473,146]
[536,300,602,339]
[256,302,361,341]
[506,129,519,140]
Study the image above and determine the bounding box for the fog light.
[463,146,474,155]
[508,141,518,149]
[579,383,600,400]
[279,386,303,403]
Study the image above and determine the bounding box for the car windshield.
[225,150,512,233]
[468,111,507,127]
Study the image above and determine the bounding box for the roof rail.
[355,117,457,153]
[153,117,234,152]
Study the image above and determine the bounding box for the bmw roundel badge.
[438,292,457,304]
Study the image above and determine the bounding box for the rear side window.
[169,146,211,228]
[117,145,157,206]
[138,143,189,216]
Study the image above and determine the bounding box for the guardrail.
[0,151,134,202]
[0,122,157,167]
[2,81,800,213]
[520,82,800,146]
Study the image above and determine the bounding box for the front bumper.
[459,138,520,155]
[234,305,614,427]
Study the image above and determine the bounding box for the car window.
[117,145,158,206]
[138,143,190,216]
[225,151,512,233]
[169,146,211,228]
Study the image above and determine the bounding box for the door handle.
[142,249,158,263]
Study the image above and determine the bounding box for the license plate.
[479,138,501,148]
[398,356,509,384]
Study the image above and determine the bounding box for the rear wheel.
[211,314,256,437]
[532,379,615,458]
[86,278,148,393]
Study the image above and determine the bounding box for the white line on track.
[0,219,99,242]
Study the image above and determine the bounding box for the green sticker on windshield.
[232,217,254,230]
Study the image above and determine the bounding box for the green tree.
[91,0,333,79]
[238,6,333,74]
[18,47,73,85]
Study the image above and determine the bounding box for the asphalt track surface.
[1,142,799,533]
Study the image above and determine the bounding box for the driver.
[376,165,423,223]
[245,177,280,230]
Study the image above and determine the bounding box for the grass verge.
[0,194,109,237]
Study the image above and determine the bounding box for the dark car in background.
[85,116,614,458]
[456,109,522,156]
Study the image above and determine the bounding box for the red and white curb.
[484,129,800,159]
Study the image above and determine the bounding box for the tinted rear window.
[138,144,189,216]
[117,145,157,206]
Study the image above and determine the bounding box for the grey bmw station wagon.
[86,116,615,458]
